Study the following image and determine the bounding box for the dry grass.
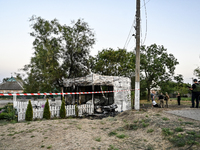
[0,102,200,150]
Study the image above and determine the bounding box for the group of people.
[150,78,200,108]
[151,91,170,108]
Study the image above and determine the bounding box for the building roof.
[0,77,24,90]
[63,73,130,87]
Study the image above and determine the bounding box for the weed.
[145,144,154,150]
[178,119,182,121]
[162,128,173,136]
[41,145,45,148]
[124,124,138,130]
[30,135,35,138]
[116,134,126,139]
[147,129,154,133]
[174,127,184,132]
[142,122,149,128]
[47,145,52,149]
[108,144,119,150]
[95,137,101,142]
[155,113,161,116]
[146,115,148,117]
[108,131,117,136]
[184,122,194,125]
[76,125,82,129]
[162,117,169,121]
[44,137,48,139]
[116,127,124,131]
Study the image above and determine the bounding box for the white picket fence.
[15,100,94,121]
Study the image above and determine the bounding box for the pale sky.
[0,0,200,85]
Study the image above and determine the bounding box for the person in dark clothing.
[189,79,200,108]
[176,93,181,105]
[157,92,164,108]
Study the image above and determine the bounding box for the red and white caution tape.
[0,89,133,96]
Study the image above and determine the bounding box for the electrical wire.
[141,0,148,45]
[123,17,136,50]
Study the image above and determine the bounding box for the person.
[164,92,170,108]
[152,100,159,107]
[176,93,181,105]
[158,92,164,108]
[151,90,155,107]
[189,79,200,108]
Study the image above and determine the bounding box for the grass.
[108,131,117,136]
[116,134,126,139]
[147,129,154,133]
[174,127,184,132]
[95,137,101,142]
[162,117,169,121]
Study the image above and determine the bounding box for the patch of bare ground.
[0,105,200,150]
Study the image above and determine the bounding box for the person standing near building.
[176,93,181,105]
[189,79,200,108]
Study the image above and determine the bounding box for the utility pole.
[134,0,140,110]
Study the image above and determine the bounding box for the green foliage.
[108,131,117,136]
[25,100,33,121]
[60,98,66,119]
[0,103,17,121]
[23,16,95,93]
[75,104,79,117]
[43,99,51,119]
[90,48,135,77]
[174,127,184,132]
[116,134,126,139]
[162,128,174,136]
[140,44,179,101]
[147,129,154,133]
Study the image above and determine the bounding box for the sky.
[0,0,200,85]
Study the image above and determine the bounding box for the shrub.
[75,104,79,117]
[43,99,51,119]
[60,98,66,119]
[25,100,33,121]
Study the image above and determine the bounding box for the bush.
[75,104,79,117]
[0,103,17,121]
[25,100,33,121]
[60,98,66,119]
[43,99,51,119]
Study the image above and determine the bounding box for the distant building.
[0,77,24,93]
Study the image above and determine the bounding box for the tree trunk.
[147,88,151,101]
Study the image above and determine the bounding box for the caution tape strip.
[0,89,134,96]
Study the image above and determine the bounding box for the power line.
[123,17,136,50]
[141,0,148,45]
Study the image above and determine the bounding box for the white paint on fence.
[16,100,94,121]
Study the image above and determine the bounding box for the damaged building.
[63,74,131,114]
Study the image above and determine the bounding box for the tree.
[90,48,135,77]
[25,100,33,121]
[60,98,66,119]
[140,44,179,101]
[194,67,200,78]
[23,16,95,93]
[43,99,51,119]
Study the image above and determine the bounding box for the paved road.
[166,109,200,121]
[0,100,13,104]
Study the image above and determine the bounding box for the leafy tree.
[23,16,95,93]
[140,44,179,101]
[194,67,200,78]
[25,100,33,121]
[90,48,135,77]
